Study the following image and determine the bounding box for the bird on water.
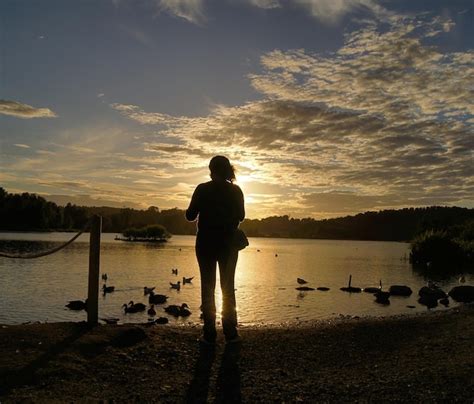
[102,285,115,293]
[183,276,194,284]
[148,292,168,304]
[66,300,87,311]
[170,281,181,291]
[144,286,155,295]
[148,305,156,316]
[123,301,146,313]
[164,303,191,317]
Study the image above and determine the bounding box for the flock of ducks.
[66,268,194,324]
[65,258,470,323]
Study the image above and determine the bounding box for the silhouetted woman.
[186,156,245,344]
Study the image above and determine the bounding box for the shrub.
[410,230,463,267]
[144,224,171,240]
[122,224,171,241]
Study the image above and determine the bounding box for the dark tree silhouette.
[0,188,473,243]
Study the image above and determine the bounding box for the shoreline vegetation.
[117,224,172,243]
[2,187,474,273]
[113,236,168,243]
[410,228,474,271]
[1,188,473,241]
[0,307,472,402]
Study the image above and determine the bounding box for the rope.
[0,218,93,259]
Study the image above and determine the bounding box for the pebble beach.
[0,306,473,402]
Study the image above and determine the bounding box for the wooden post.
[87,215,102,325]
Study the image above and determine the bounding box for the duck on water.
[123,301,146,313]
[66,300,87,311]
[164,303,191,317]
[144,286,155,295]
[149,292,168,305]
[170,281,181,291]
[102,285,115,294]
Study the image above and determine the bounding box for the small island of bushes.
[410,220,473,273]
[116,224,172,242]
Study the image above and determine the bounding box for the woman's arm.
[186,185,201,221]
[237,186,245,222]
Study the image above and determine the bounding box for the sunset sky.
[1,0,473,219]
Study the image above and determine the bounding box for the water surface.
[0,233,469,325]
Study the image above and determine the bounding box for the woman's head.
[209,155,235,182]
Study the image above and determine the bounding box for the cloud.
[157,0,206,25]
[292,0,389,23]
[145,142,212,158]
[5,11,471,219]
[111,15,473,217]
[249,0,281,9]
[114,0,388,26]
[1,123,208,212]
[246,0,390,23]
[111,103,182,125]
[0,100,57,119]
[36,150,56,155]
[251,18,474,119]
[37,180,90,189]
[113,0,206,25]
[13,144,31,149]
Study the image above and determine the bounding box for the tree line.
[1,187,473,242]
[240,208,474,241]
[0,188,194,234]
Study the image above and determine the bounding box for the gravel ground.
[0,307,473,403]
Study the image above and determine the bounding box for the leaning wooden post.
[87,215,102,325]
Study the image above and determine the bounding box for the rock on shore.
[449,285,474,303]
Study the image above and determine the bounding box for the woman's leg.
[196,243,218,341]
[218,247,239,339]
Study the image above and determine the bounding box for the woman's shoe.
[225,334,242,344]
[199,335,216,345]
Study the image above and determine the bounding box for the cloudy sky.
[1,0,473,219]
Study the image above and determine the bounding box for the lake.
[0,233,469,325]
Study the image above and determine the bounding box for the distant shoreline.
[113,236,168,243]
[0,229,411,243]
[2,188,473,242]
